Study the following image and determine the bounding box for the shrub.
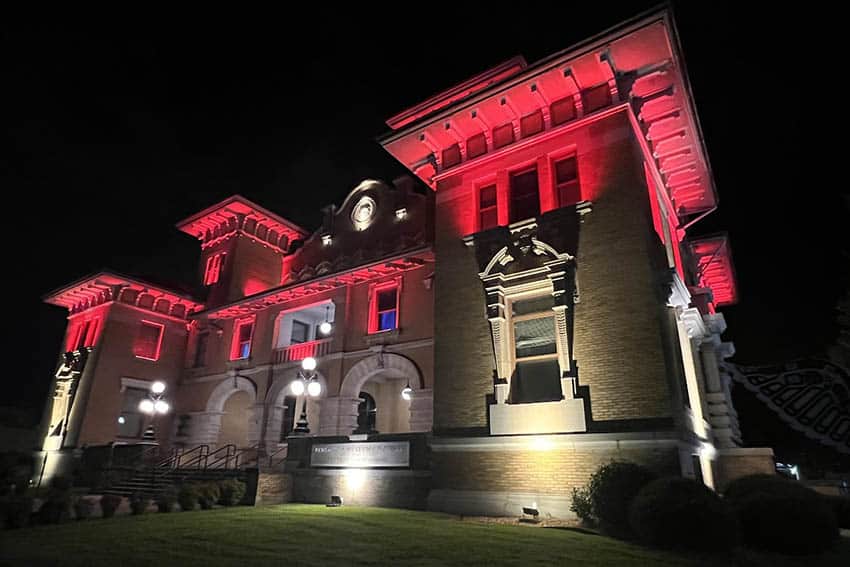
[822,494,850,529]
[37,478,73,524]
[156,486,178,513]
[218,479,247,506]
[725,475,838,555]
[177,484,198,511]
[196,482,221,510]
[73,496,95,521]
[99,494,122,518]
[587,461,656,537]
[570,486,594,526]
[1,494,33,529]
[129,492,151,515]
[629,477,738,551]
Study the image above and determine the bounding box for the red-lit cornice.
[689,235,738,307]
[380,8,718,220]
[195,246,434,320]
[44,271,204,318]
[176,195,308,252]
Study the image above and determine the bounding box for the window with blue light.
[376,287,398,331]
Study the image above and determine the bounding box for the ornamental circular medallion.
[351,195,376,230]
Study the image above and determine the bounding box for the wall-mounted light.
[319,304,333,335]
[321,234,332,246]
[401,378,413,401]
[395,208,407,220]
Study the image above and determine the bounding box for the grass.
[1,505,848,566]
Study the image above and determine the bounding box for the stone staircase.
[102,443,257,497]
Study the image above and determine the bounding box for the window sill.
[226,357,254,371]
[364,328,400,345]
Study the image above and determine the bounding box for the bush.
[1,494,33,529]
[156,486,178,513]
[570,486,594,526]
[822,494,850,529]
[129,492,151,515]
[99,494,122,518]
[196,482,221,510]
[218,479,247,506]
[37,478,74,524]
[587,461,656,537]
[177,484,198,512]
[73,497,95,521]
[629,477,738,551]
[725,475,838,555]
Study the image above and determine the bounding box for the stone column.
[265,405,285,448]
[409,389,433,432]
[247,403,264,447]
[318,396,360,436]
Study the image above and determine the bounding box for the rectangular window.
[290,320,310,344]
[441,144,461,168]
[194,332,209,368]
[478,184,498,231]
[510,168,540,223]
[510,294,561,403]
[550,97,577,125]
[231,319,254,360]
[377,288,398,331]
[492,123,515,149]
[204,253,224,285]
[520,110,544,138]
[117,387,147,438]
[134,321,164,361]
[369,283,400,333]
[466,132,487,159]
[554,156,581,207]
[582,83,612,114]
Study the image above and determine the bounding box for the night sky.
[4,5,847,463]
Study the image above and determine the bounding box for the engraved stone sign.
[310,441,410,468]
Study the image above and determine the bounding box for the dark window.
[466,133,487,159]
[118,387,147,438]
[355,392,378,434]
[76,321,91,350]
[550,97,577,125]
[279,396,297,441]
[377,288,398,331]
[442,144,461,168]
[290,320,310,344]
[492,123,515,149]
[194,332,209,367]
[478,184,498,230]
[554,156,581,207]
[520,110,544,137]
[134,321,163,360]
[509,168,540,223]
[582,83,612,113]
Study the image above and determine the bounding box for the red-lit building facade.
[37,9,772,515]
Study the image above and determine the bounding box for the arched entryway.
[198,376,260,449]
[319,353,432,436]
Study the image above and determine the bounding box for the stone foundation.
[255,472,293,505]
[292,469,431,509]
[714,447,775,491]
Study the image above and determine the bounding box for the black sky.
[4,5,847,461]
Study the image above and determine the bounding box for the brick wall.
[432,111,676,432]
[432,445,679,495]
[292,469,430,509]
[256,472,293,505]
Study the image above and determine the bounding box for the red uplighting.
[690,235,738,307]
[133,320,165,361]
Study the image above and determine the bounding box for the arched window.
[355,392,377,434]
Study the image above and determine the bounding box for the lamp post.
[138,381,170,442]
[290,357,322,435]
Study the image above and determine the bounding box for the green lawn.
[1,505,848,566]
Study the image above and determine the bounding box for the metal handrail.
[174,444,210,469]
[205,444,237,469]
[267,445,288,468]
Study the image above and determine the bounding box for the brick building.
[36,9,772,515]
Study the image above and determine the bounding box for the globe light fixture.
[401,378,413,401]
[307,380,322,397]
[153,400,170,414]
[151,381,166,394]
[319,321,332,335]
[302,356,317,372]
[139,398,155,414]
[290,379,305,396]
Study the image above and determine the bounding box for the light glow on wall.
[344,468,367,491]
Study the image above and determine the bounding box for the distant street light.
[290,357,321,435]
